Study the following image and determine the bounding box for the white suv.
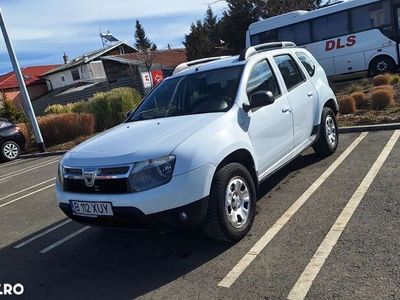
[56,42,339,242]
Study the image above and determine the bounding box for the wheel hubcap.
[225,177,250,229]
[3,143,19,159]
[377,61,388,72]
[325,116,337,148]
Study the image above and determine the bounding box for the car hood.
[64,113,223,167]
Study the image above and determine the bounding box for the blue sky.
[0,0,227,74]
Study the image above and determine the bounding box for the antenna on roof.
[99,30,119,47]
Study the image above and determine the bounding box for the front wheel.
[1,140,21,161]
[312,107,339,157]
[203,163,256,242]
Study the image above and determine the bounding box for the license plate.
[70,201,113,217]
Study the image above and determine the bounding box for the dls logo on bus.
[0,283,24,296]
[325,35,356,51]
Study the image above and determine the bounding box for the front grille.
[63,165,132,194]
[64,178,130,194]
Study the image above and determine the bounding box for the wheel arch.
[324,98,339,115]
[215,149,258,190]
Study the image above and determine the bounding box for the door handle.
[282,107,291,113]
[307,92,314,97]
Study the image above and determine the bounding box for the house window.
[61,75,66,82]
[71,69,80,81]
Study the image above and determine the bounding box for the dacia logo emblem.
[83,169,97,187]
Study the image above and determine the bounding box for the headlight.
[129,155,175,192]
[57,162,64,189]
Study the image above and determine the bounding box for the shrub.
[371,89,393,110]
[372,74,390,86]
[38,113,95,146]
[339,96,356,115]
[351,92,369,109]
[86,87,141,131]
[0,98,26,123]
[71,101,88,113]
[44,103,74,115]
[389,73,400,85]
[372,85,395,99]
[16,122,33,149]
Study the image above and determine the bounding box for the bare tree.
[135,49,156,89]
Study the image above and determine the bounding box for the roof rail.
[172,56,231,75]
[239,42,297,61]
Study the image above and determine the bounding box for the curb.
[20,150,67,159]
[339,123,400,134]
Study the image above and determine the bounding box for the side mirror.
[125,111,132,119]
[244,91,275,112]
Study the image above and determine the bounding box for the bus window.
[274,55,305,91]
[250,30,277,46]
[312,11,349,42]
[295,52,316,77]
[278,22,311,46]
[351,1,391,32]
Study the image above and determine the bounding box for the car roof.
[169,56,246,78]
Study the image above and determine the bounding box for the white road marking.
[0,157,58,179]
[0,158,38,168]
[0,158,59,182]
[218,132,368,288]
[287,130,400,300]
[14,219,72,249]
[39,226,91,254]
[0,184,55,208]
[0,178,55,202]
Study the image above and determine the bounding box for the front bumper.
[59,196,209,230]
[56,164,216,229]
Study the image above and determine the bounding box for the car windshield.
[129,65,243,122]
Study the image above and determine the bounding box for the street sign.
[151,70,164,86]
[141,72,152,89]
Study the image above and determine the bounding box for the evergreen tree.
[184,20,214,60]
[134,20,156,51]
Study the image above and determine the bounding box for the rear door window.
[273,54,305,91]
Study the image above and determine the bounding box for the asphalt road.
[0,130,399,299]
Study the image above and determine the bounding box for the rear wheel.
[203,163,256,242]
[313,107,338,157]
[369,56,396,76]
[1,140,21,161]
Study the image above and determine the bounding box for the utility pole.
[0,8,46,152]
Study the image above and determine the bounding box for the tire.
[369,56,395,76]
[313,107,339,157]
[1,140,21,162]
[203,163,256,242]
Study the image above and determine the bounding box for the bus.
[246,0,400,78]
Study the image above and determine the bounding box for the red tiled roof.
[118,48,187,68]
[0,65,60,90]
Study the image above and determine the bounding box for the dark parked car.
[0,119,25,161]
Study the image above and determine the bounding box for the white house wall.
[45,61,107,90]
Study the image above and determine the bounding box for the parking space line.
[0,184,55,208]
[14,219,72,249]
[0,158,59,181]
[0,158,38,168]
[0,178,55,202]
[218,132,368,288]
[287,130,400,300]
[39,226,91,254]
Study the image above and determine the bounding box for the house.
[42,42,137,90]
[0,65,59,106]
[100,48,187,94]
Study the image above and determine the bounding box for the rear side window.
[274,54,305,91]
[295,52,316,77]
[247,60,281,99]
